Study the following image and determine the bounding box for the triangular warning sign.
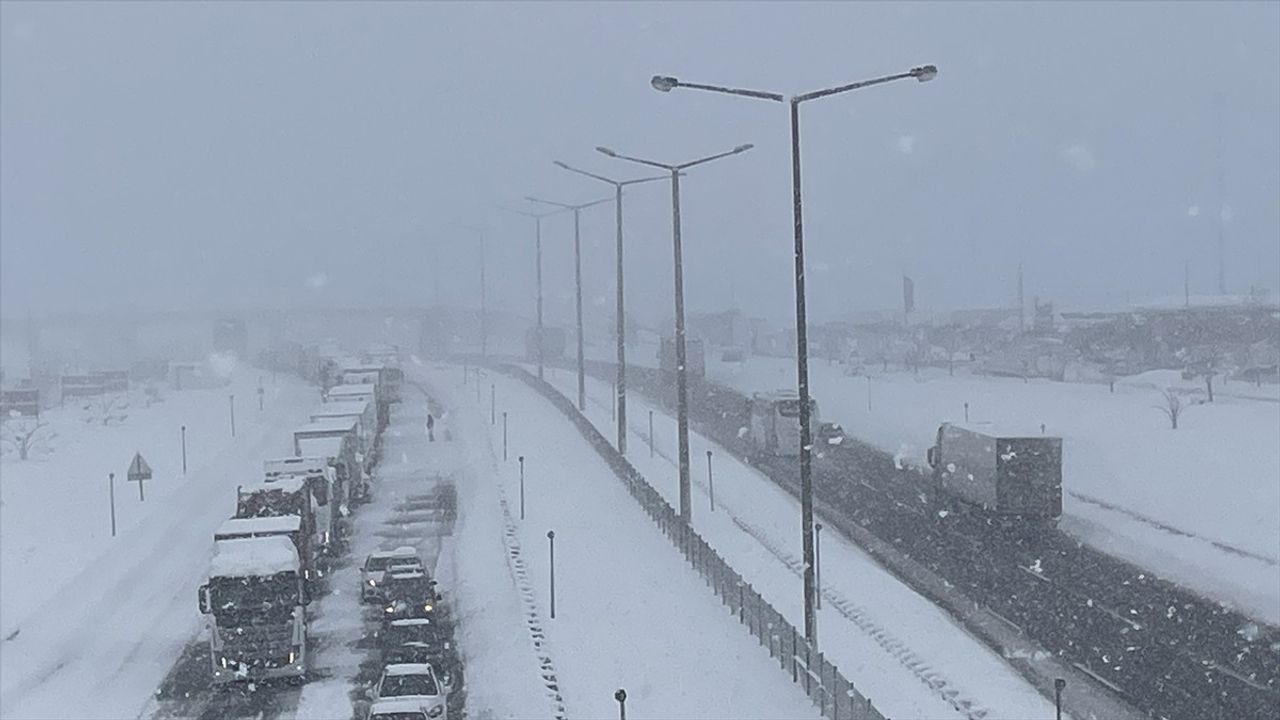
[127,452,153,481]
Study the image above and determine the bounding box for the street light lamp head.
[733,143,755,154]
[651,75,679,92]
[595,146,618,157]
[911,64,939,82]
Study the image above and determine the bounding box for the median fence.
[501,364,886,720]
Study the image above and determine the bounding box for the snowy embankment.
[0,368,315,720]
[424,364,822,719]
[539,367,1062,720]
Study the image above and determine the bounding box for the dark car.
[381,618,461,690]
[381,570,442,626]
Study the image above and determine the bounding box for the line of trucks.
[743,390,1063,523]
[196,353,401,684]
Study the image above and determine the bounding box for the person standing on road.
[426,412,435,442]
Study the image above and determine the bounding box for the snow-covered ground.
[0,366,316,719]
[539,367,1066,720]
[422,362,824,719]
[593,340,1280,625]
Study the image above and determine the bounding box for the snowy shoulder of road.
[702,353,1280,625]
[420,363,824,720]
[0,366,316,720]
[541,366,1060,720]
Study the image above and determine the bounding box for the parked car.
[363,547,421,602]
[368,663,449,719]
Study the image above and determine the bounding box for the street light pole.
[553,161,668,455]
[525,195,612,412]
[507,208,566,381]
[458,224,490,359]
[650,63,937,644]
[596,143,754,523]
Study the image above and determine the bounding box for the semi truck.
[326,383,387,432]
[926,422,1063,522]
[744,390,845,457]
[308,400,377,464]
[198,536,310,683]
[214,514,316,580]
[263,456,340,554]
[294,430,364,505]
[659,336,706,380]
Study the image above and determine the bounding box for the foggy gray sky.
[2,1,1277,327]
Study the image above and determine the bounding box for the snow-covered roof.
[296,436,345,458]
[388,569,426,580]
[209,536,300,578]
[241,476,306,495]
[341,364,385,374]
[383,663,436,677]
[264,456,329,478]
[369,698,431,717]
[389,618,434,627]
[216,515,302,536]
[327,383,376,396]
[370,546,419,560]
[294,418,358,435]
[309,400,370,419]
[753,390,799,401]
[943,421,1059,441]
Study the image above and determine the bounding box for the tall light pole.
[458,224,489,359]
[525,194,613,412]
[596,142,754,523]
[506,207,565,381]
[650,63,937,644]
[552,161,669,454]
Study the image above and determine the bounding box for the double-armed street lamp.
[552,161,669,454]
[457,223,490,359]
[505,206,570,381]
[595,142,754,524]
[650,63,938,644]
[524,195,613,412]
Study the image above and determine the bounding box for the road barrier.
[501,363,886,720]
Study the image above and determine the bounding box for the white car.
[366,697,432,720]
[362,547,421,602]
[370,663,448,719]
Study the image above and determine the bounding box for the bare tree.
[82,393,129,426]
[1156,389,1185,430]
[2,417,55,460]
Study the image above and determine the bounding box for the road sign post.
[127,452,153,502]
[229,395,236,437]
[258,384,264,411]
[180,425,187,474]
[547,530,556,619]
[503,412,508,461]
[108,472,117,537]
[518,456,526,520]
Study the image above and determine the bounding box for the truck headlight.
[384,605,395,613]
[423,603,433,612]
[288,651,295,664]
[220,656,229,668]
[367,579,376,586]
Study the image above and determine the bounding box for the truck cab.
[308,401,378,472]
[198,536,309,683]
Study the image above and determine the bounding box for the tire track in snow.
[497,493,569,720]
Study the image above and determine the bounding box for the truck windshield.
[381,673,439,697]
[209,573,300,620]
[776,400,815,418]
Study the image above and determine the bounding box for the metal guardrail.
[500,363,886,720]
